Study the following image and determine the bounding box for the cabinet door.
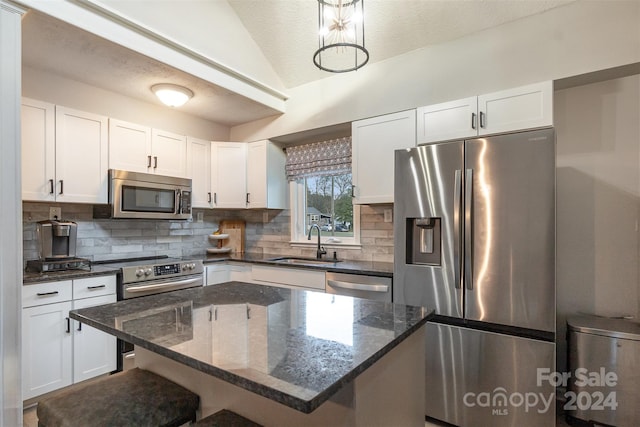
[352,109,417,204]
[22,301,73,400]
[72,294,117,383]
[108,119,152,174]
[416,96,477,144]
[55,106,108,203]
[21,98,55,201]
[206,264,230,285]
[151,129,187,178]
[211,142,247,208]
[247,140,287,209]
[187,137,213,208]
[478,81,553,135]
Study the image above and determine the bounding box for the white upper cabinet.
[417,81,553,144]
[22,101,108,203]
[416,96,478,143]
[477,82,553,135]
[352,109,417,204]
[22,98,55,201]
[108,119,151,174]
[246,140,287,209]
[211,142,248,208]
[151,129,187,177]
[109,119,187,178]
[187,136,213,208]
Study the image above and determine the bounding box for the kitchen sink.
[268,257,342,266]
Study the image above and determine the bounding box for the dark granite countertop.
[23,264,119,285]
[70,282,432,413]
[204,252,394,277]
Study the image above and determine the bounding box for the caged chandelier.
[313,0,369,73]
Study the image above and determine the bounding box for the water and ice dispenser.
[405,218,441,265]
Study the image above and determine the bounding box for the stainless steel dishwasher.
[325,272,392,302]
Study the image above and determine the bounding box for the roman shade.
[285,137,351,181]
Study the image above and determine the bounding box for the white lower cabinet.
[72,294,117,383]
[205,264,231,285]
[251,265,326,291]
[22,298,73,400]
[22,275,117,400]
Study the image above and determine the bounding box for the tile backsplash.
[22,202,394,265]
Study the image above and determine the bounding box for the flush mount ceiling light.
[313,0,369,73]
[151,83,194,107]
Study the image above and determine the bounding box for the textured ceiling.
[22,0,573,126]
[228,0,573,89]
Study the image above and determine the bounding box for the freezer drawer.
[426,322,555,427]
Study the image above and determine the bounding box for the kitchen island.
[70,282,432,426]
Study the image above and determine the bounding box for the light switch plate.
[384,209,393,223]
[49,207,62,220]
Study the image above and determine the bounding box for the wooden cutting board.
[219,220,245,254]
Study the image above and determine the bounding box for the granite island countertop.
[70,282,432,413]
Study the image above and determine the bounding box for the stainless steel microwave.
[94,169,192,220]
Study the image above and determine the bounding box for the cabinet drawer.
[22,280,72,308]
[73,275,116,300]
[252,265,325,290]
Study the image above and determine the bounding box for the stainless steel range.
[118,258,204,300]
[99,256,204,371]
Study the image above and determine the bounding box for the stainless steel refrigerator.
[394,128,556,427]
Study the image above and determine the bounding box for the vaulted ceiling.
[21,0,573,126]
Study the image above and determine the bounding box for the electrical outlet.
[196,212,204,223]
[384,209,393,223]
[49,207,62,220]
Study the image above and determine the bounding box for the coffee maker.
[36,219,78,260]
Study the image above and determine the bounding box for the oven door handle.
[125,277,202,293]
[327,280,389,293]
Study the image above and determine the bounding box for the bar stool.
[36,368,199,427]
[195,409,262,427]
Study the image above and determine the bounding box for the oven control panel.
[154,263,181,276]
[121,259,204,284]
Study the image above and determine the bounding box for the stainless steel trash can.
[567,315,640,427]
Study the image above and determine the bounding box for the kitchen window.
[286,137,360,246]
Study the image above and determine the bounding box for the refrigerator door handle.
[453,169,463,289]
[464,168,474,290]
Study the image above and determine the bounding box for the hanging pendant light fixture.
[313,0,369,73]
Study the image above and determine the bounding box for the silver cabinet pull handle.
[147,155,152,168]
[208,192,212,203]
[87,285,106,290]
[213,193,217,204]
[59,180,64,195]
[471,113,477,130]
[453,169,462,289]
[464,169,474,290]
[479,111,486,128]
[327,280,389,293]
[153,156,158,169]
[49,179,54,194]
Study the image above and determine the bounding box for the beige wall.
[555,74,640,371]
[231,0,640,142]
[22,66,230,141]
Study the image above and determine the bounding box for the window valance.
[285,137,352,181]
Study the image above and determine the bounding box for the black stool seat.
[195,409,262,427]
[37,368,199,427]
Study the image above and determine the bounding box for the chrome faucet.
[307,224,326,260]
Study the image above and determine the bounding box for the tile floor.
[24,405,573,426]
